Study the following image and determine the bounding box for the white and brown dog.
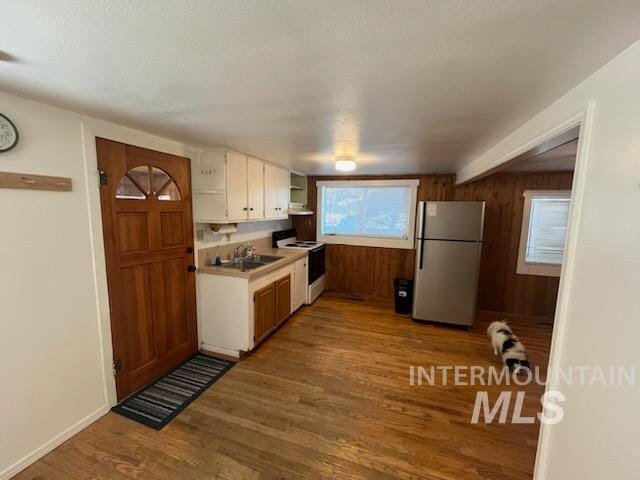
[487,321,530,373]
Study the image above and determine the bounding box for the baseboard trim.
[0,404,110,480]
[476,309,555,325]
[200,343,241,359]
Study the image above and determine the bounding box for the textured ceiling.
[2,1,640,175]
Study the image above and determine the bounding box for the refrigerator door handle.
[418,239,425,270]
[416,201,427,239]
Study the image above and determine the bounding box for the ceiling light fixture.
[335,156,356,172]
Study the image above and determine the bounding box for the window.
[517,190,571,277]
[317,179,419,249]
[116,165,181,201]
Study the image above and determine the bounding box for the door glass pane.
[127,166,151,195]
[116,165,181,201]
[151,167,171,194]
[157,180,181,201]
[116,175,146,199]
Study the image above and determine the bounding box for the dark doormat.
[112,353,235,430]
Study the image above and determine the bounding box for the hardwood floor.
[16,293,553,480]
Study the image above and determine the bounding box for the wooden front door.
[97,138,198,400]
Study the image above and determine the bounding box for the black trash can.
[393,278,414,314]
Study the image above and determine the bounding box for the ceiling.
[2,1,640,175]
[503,139,577,172]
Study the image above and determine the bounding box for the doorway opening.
[462,128,578,324]
[459,124,582,478]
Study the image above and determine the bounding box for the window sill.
[318,234,414,250]
[516,263,561,277]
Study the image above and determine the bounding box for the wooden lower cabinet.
[254,283,276,343]
[199,262,296,357]
[275,275,291,325]
[254,274,291,344]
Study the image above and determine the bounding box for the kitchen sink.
[219,260,265,271]
[246,254,283,263]
[217,254,283,271]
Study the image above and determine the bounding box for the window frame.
[516,189,572,277]
[316,179,419,249]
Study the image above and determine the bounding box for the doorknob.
[186,247,193,253]
[187,265,197,272]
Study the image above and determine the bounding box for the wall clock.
[0,113,19,152]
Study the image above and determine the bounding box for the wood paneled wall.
[454,171,573,318]
[292,171,573,319]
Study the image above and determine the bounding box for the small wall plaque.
[0,171,72,192]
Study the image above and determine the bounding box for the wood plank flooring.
[15,293,553,480]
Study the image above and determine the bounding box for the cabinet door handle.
[243,207,248,211]
[250,207,254,211]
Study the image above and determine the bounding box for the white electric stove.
[272,229,326,304]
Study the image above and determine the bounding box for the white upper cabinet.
[265,163,289,219]
[194,149,287,223]
[195,150,226,193]
[247,156,265,220]
[264,163,278,219]
[277,167,290,213]
[225,151,249,221]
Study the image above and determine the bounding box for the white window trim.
[516,190,571,277]
[316,179,419,249]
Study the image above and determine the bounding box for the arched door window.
[116,166,181,201]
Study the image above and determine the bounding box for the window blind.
[525,197,571,265]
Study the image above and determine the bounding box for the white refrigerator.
[412,201,485,327]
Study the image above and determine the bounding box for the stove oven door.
[308,245,325,285]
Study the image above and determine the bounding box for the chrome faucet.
[233,243,248,260]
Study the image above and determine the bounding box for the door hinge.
[98,169,108,186]
[112,358,122,375]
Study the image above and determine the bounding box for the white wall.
[457,41,640,479]
[197,219,291,249]
[0,91,106,478]
[0,91,201,478]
